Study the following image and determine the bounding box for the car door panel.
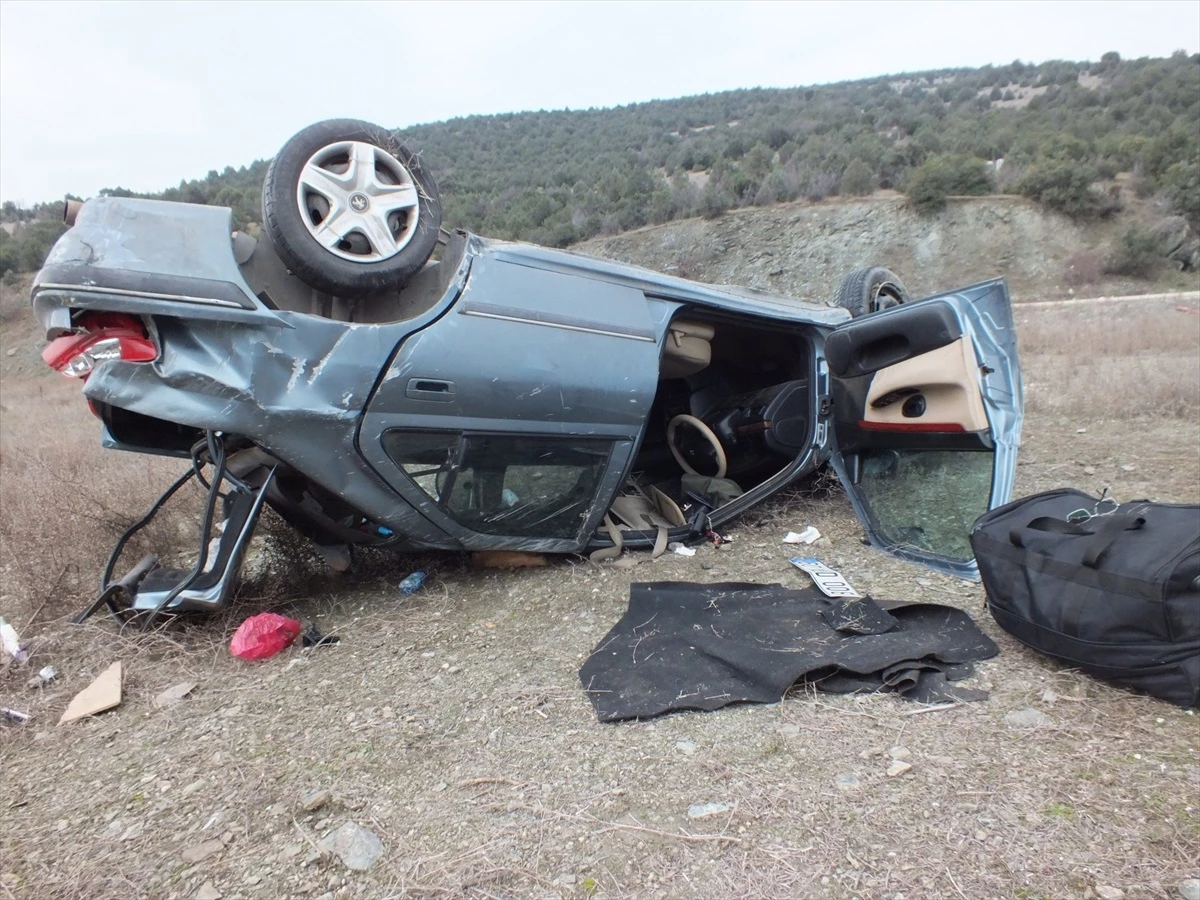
[825,298,963,378]
[861,337,990,433]
[375,428,636,552]
[361,256,660,433]
[358,256,662,549]
[828,280,1023,577]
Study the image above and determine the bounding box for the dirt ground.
[2,298,1199,900]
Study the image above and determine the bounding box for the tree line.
[2,50,1197,279]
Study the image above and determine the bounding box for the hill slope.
[581,192,1199,304]
[2,51,1197,279]
[4,192,1197,389]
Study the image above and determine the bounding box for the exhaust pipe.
[63,199,84,226]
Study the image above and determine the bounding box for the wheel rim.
[295,140,421,263]
[870,282,904,313]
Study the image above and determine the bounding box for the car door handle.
[405,378,456,401]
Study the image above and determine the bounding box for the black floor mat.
[580,582,998,722]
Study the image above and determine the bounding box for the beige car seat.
[660,320,715,379]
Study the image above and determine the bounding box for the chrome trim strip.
[36,283,245,308]
[459,306,656,342]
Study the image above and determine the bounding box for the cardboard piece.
[471,551,547,569]
[153,681,197,708]
[59,661,122,725]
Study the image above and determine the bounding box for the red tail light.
[42,313,157,379]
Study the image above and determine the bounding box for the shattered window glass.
[856,448,994,561]
[383,431,611,539]
[448,436,611,539]
[382,431,459,502]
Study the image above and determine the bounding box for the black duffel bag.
[970,488,1200,706]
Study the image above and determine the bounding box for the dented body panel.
[32,194,1024,607]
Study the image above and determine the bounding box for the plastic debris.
[398,571,427,595]
[783,526,821,544]
[60,661,123,724]
[301,624,340,648]
[2,708,31,724]
[229,613,302,661]
[668,542,696,557]
[0,617,27,663]
[687,802,732,818]
[28,665,57,688]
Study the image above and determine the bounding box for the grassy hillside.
[2,52,1197,278]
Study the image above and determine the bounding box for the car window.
[448,436,611,539]
[383,431,459,502]
[383,431,612,539]
[855,448,994,562]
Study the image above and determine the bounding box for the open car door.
[825,279,1023,578]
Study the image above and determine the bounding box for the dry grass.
[1,298,1198,900]
[1018,300,1200,420]
[0,378,195,629]
[1063,249,1103,288]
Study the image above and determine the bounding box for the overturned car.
[31,120,1022,626]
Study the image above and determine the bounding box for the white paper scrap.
[783,526,821,545]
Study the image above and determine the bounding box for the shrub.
[1017,161,1109,218]
[1104,224,1162,277]
[753,170,797,206]
[728,169,758,202]
[699,182,732,219]
[841,158,876,196]
[1160,159,1200,229]
[805,170,839,202]
[904,155,995,214]
[0,218,67,277]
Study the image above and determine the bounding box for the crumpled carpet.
[579,582,998,722]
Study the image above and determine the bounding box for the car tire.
[262,119,442,298]
[834,266,910,317]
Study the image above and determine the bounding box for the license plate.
[789,557,861,598]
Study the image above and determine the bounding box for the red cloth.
[230,613,302,661]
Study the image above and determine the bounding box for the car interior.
[621,310,820,521]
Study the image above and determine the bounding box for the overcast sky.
[1,0,1197,205]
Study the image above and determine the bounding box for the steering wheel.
[666,414,728,479]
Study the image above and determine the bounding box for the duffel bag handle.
[1009,513,1146,568]
[1080,514,1145,567]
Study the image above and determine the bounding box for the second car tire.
[262,119,442,299]
[834,266,910,317]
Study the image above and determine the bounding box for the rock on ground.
[1004,708,1052,728]
[318,822,383,872]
